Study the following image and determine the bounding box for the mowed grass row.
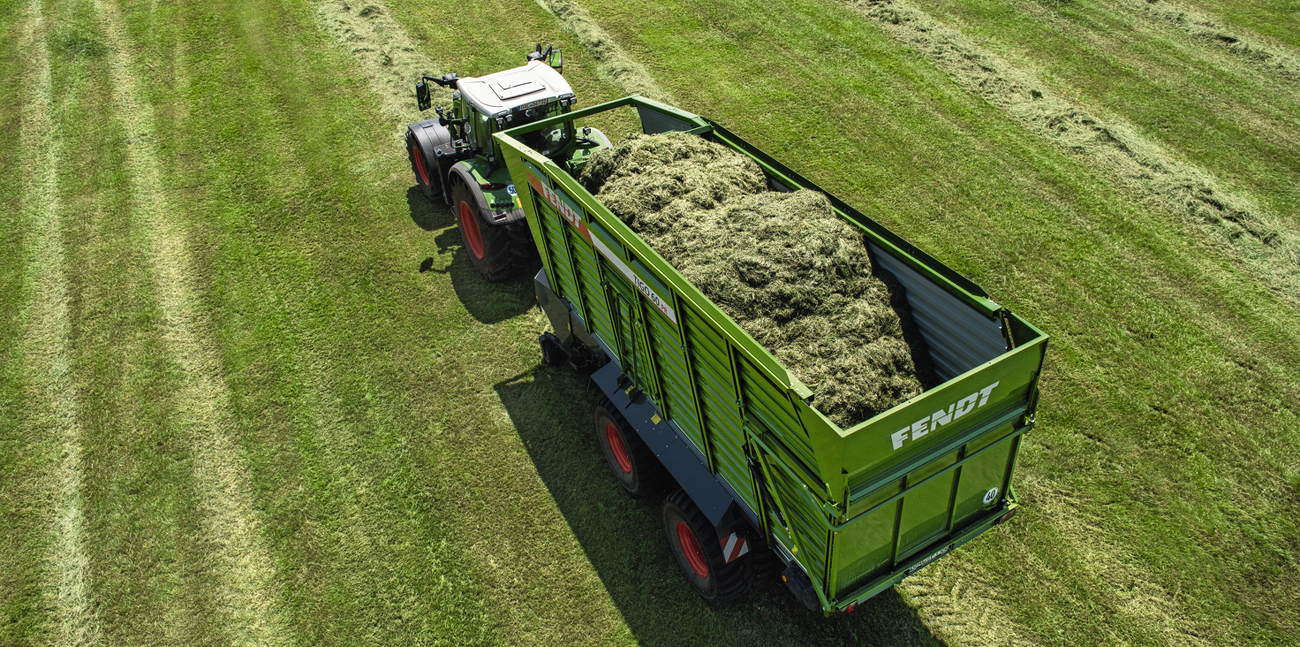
[905,0,1300,233]
[544,0,1300,643]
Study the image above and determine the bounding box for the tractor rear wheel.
[453,181,515,282]
[663,489,751,604]
[594,396,664,498]
[407,132,439,202]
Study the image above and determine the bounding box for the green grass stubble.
[13,0,104,643]
[112,0,635,642]
[846,0,1300,304]
[94,0,298,643]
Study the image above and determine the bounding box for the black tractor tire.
[407,132,439,202]
[504,218,541,271]
[594,396,664,498]
[663,489,752,605]
[453,181,515,282]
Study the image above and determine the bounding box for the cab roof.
[458,61,573,116]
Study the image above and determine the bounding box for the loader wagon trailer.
[494,96,1048,615]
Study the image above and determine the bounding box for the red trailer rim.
[411,145,430,185]
[606,422,632,473]
[459,201,485,259]
[677,522,709,578]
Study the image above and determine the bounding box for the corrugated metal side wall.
[683,306,761,515]
[869,244,1006,381]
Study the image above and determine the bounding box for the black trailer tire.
[663,489,751,605]
[453,181,515,282]
[407,132,439,202]
[594,396,664,498]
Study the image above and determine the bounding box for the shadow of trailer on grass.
[494,367,949,647]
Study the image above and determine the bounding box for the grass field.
[2,0,1297,645]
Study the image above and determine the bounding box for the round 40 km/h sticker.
[983,487,1000,506]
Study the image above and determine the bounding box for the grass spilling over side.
[843,0,1300,305]
[583,133,931,426]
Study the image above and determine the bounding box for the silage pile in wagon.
[580,133,934,427]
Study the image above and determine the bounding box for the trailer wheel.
[406,132,439,202]
[594,396,664,498]
[663,489,751,604]
[452,181,515,282]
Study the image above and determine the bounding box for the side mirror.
[549,48,563,74]
[416,80,431,111]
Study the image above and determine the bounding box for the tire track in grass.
[844,0,1300,303]
[15,0,102,643]
[532,0,673,103]
[1116,0,1300,82]
[93,0,293,643]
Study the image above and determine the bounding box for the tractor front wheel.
[407,132,439,202]
[663,489,751,605]
[453,181,515,282]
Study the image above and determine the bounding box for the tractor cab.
[425,59,577,164]
[405,45,611,283]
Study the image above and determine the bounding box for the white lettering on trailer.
[892,381,1000,450]
[527,170,678,324]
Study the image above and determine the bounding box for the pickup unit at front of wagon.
[406,57,1047,615]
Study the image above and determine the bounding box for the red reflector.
[479,182,507,190]
[840,602,857,614]
[995,507,1019,525]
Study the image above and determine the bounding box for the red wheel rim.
[677,521,709,578]
[606,422,632,473]
[411,145,430,185]
[459,201,485,259]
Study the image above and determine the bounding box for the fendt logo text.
[891,381,999,450]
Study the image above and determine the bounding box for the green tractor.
[406,45,612,281]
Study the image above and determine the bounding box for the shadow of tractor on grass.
[494,366,950,647]
[409,185,536,325]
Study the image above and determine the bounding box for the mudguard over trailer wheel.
[595,396,664,498]
[452,181,517,282]
[663,489,751,604]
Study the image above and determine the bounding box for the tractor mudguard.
[407,119,453,200]
[448,161,527,225]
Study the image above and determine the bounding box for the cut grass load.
[581,132,933,426]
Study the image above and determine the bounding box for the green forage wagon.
[407,52,1048,615]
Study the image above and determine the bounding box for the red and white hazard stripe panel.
[720,532,750,564]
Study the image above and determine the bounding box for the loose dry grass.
[315,0,438,135]
[583,133,932,426]
[1118,0,1300,81]
[532,0,673,103]
[847,0,1300,305]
